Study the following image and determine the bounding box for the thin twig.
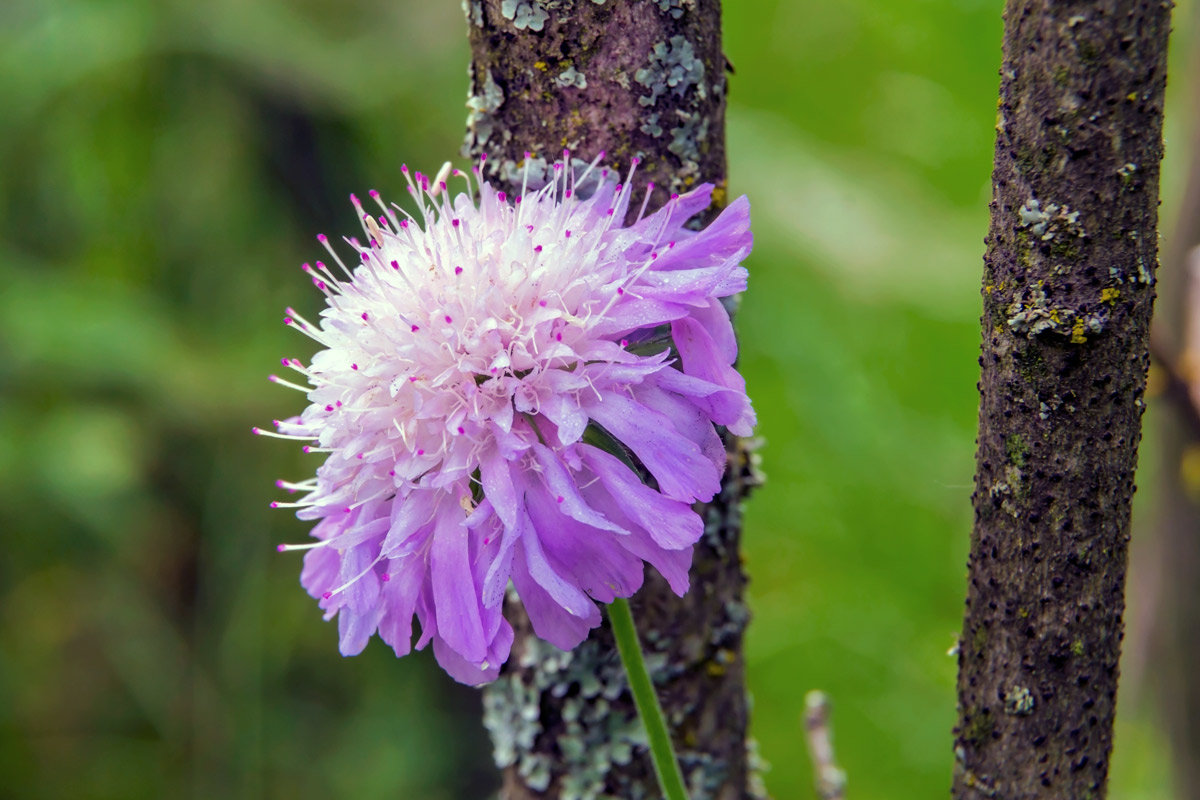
[1149,248,1200,441]
[803,691,847,800]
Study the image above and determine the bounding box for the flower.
[260,153,754,684]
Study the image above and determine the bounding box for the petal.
[518,504,594,619]
[432,617,513,686]
[338,603,385,656]
[300,545,340,602]
[653,367,755,435]
[376,553,426,657]
[337,541,382,613]
[471,499,518,610]
[624,184,714,241]
[578,482,695,595]
[580,444,705,550]
[649,194,752,282]
[430,511,487,663]
[691,297,738,363]
[618,528,694,596]
[382,489,439,556]
[633,381,727,476]
[584,391,721,503]
[531,443,627,534]
[671,315,746,393]
[480,445,519,531]
[590,297,692,336]
[511,546,600,651]
[539,390,589,445]
[524,477,645,603]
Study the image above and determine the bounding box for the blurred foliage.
[0,0,1190,798]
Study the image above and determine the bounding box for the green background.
[0,1,1189,797]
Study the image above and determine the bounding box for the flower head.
[261,153,754,684]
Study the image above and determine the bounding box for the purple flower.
[259,154,754,684]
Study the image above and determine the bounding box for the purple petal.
[337,541,382,613]
[669,315,755,436]
[624,184,714,241]
[338,603,385,656]
[579,483,694,595]
[382,488,438,556]
[653,367,755,435]
[619,528,694,596]
[480,446,519,531]
[511,547,600,650]
[671,315,746,393]
[432,617,514,686]
[590,297,691,336]
[650,194,752,284]
[691,297,738,363]
[584,390,721,503]
[633,382,727,476]
[300,545,340,604]
[524,478,645,603]
[518,505,594,619]
[580,444,705,550]
[376,554,425,657]
[531,443,627,534]
[430,511,487,663]
[471,499,518,610]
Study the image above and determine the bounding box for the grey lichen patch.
[627,34,722,194]
[1005,281,1106,343]
[483,635,651,800]
[1006,281,1064,336]
[669,113,709,162]
[555,65,588,89]
[746,737,771,799]
[500,0,550,31]
[1004,685,1035,716]
[635,36,706,108]
[655,0,695,18]
[462,0,484,27]
[465,68,505,150]
[1018,198,1085,240]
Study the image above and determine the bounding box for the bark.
[953,2,1171,799]
[462,2,763,798]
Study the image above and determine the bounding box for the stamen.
[268,375,312,393]
[276,540,333,552]
[252,426,312,440]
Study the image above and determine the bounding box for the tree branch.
[953,1,1171,798]
[802,692,846,800]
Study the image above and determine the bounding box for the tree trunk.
[462,2,763,798]
[953,2,1171,798]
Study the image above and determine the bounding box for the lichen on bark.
[954,1,1171,798]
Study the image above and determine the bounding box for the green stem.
[607,597,690,800]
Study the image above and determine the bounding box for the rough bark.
[462,2,762,798]
[953,2,1171,799]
